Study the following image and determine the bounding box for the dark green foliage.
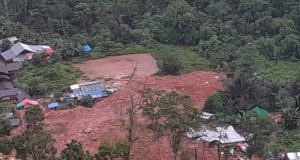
[0,139,13,155]
[0,0,299,80]
[0,117,11,137]
[203,91,224,113]
[14,62,80,96]
[161,53,181,75]
[0,102,16,114]
[142,89,202,159]
[238,112,276,159]
[61,140,93,160]
[77,95,95,108]
[12,131,57,160]
[271,129,300,152]
[95,139,130,160]
[280,100,299,130]
[25,106,44,131]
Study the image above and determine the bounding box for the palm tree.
[281,99,300,130]
[286,81,300,108]
[263,80,282,110]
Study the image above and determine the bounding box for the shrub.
[77,95,95,108]
[203,91,224,113]
[0,117,11,137]
[95,139,130,160]
[162,53,181,75]
[0,139,13,155]
[25,106,44,131]
[61,139,93,160]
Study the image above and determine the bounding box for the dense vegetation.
[204,71,300,156]
[0,0,300,159]
[0,0,299,78]
[14,62,80,97]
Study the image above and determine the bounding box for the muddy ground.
[43,54,223,159]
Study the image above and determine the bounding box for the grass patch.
[0,102,16,114]
[271,128,300,152]
[14,62,81,97]
[86,44,212,75]
[151,45,212,74]
[257,61,300,82]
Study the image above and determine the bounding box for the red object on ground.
[45,47,54,54]
[22,99,39,106]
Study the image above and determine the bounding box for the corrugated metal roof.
[81,89,108,98]
[17,92,31,102]
[0,82,13,90]
[0,75,10,80]
[187,126,245,144]
[0,88,19,97]
[1,42,50,61]
[8,118,20,126]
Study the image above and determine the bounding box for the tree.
[162,53,181,75]
[263,80,282,110]
[0,139,13,155]
[280,99,299,130]
[203,91,224,113]
[238,112,276,159]
[61,140,93,160]
[286,80,300,108]
[0,117,11,137]
[142,89,202,160]
[25,106,44,131]
[13,131,57,160]
[77,95,95,108]
[95,138,130,160]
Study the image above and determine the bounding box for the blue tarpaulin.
[48,102,59,109]
[83,45,92,52]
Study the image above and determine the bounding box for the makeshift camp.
[48,102,59,110]
[251,106,269,116]
[187,126,245,144]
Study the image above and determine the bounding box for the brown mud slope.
[45,71,223,160]
[73,53,159,84]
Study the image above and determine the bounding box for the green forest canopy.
[0,0,299,80]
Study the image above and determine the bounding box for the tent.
[83,45,92,52]
[251,106,269,116]
[22,99,38,106]
[48,102,59,109]
[16,103,24,109]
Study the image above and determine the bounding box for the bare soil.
[73,53,159,88]
[44,70,223,160]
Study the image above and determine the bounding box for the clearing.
[44,54,223,160]
[73,53,159,87]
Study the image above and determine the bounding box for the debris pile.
[44,71,224,160]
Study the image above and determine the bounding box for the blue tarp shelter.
[48,102,59,109]
[83,45,92,52]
